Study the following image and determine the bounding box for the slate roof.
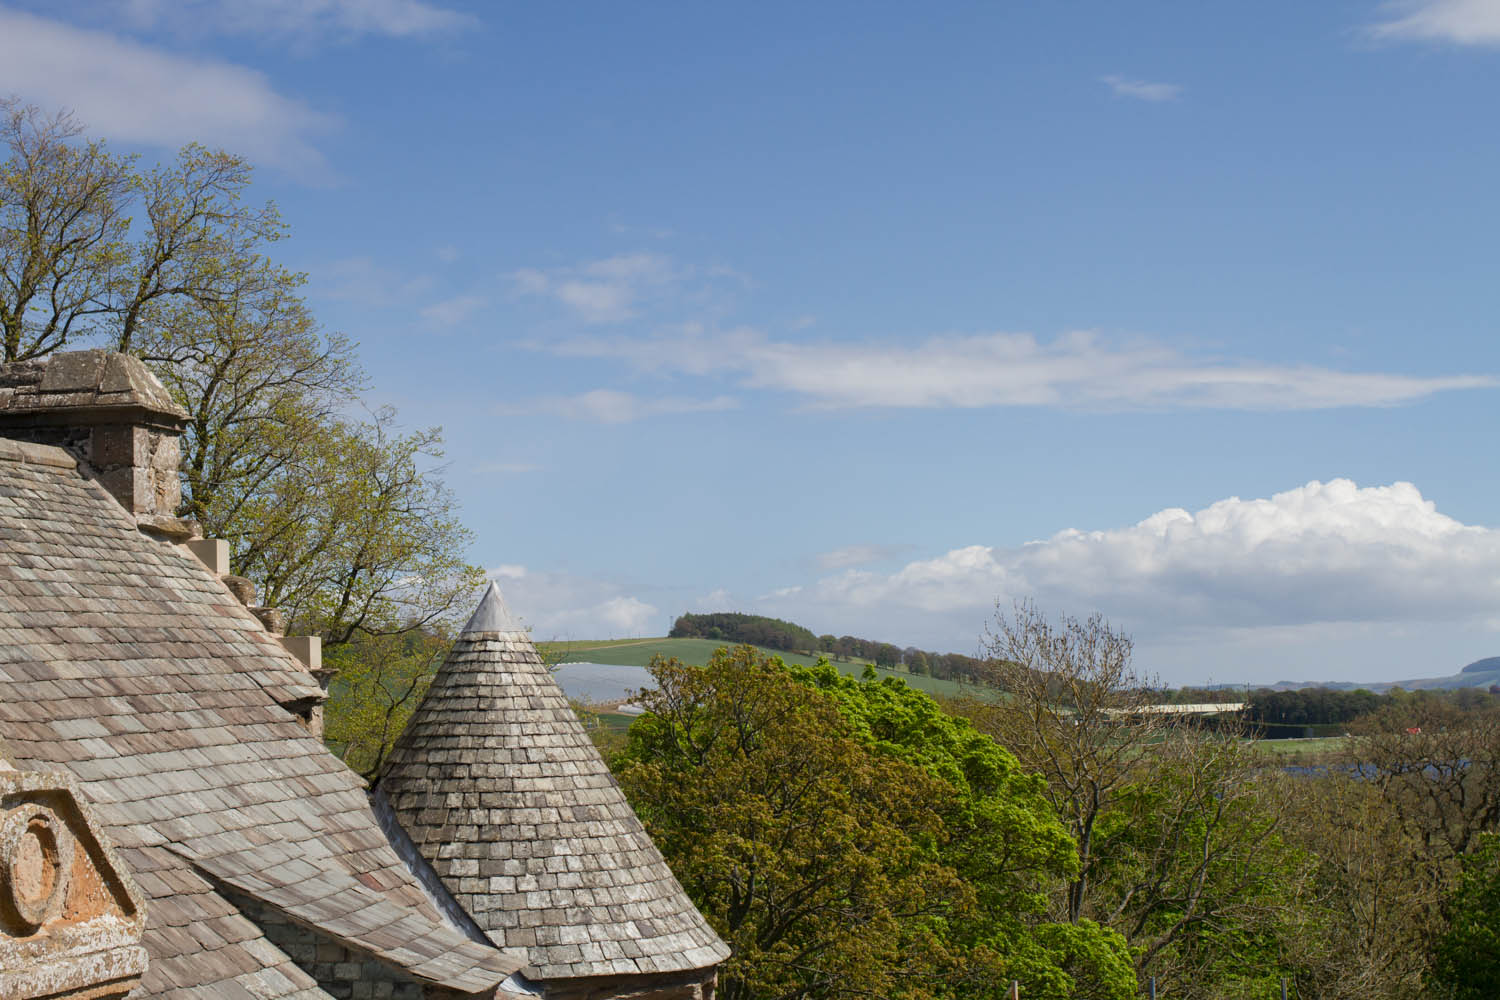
[377,582,730,981]
[0,436,527,999]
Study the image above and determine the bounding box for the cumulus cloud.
[1367,0,1500,46]
[484,566,661,638]
[1102,74,1183,101]
[0,8,334,173]
[501,389,738,424]
[545,328,1494,412]
[780,481,1500,644]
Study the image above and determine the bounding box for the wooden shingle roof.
[377,583,730,981]
[0,438,527,999]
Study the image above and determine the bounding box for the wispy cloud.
[315,257,434,307]
[542,328,1495,412]
[484,565,660,638]
[508,252,681,324]
[1366,0,1500,46]
[815,543,910,571]
[115,0,476,42]
[0,7,334,173]
[1102,74,1183,102]
[419,294,487,328]
[501,389,739,424]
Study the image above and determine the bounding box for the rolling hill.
[537,636,991,701]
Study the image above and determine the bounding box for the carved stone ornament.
[0,770,147,1000]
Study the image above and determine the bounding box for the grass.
[538,635,996,701]
[1250,736,1349,764]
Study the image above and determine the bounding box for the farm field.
[538,636,989,700]
[1251,736,1348,759]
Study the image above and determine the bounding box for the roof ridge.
[0,435,77,470]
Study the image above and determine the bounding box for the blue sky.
[5,0,1500,685]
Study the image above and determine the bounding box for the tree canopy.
[614,646,1135,1000]
[0,98,483,649]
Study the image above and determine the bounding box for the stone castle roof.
[377,582,730,981]
[0,437,527,998]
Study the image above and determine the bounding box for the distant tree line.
[818,634,989,685]
[1247,685,1500,727]
[671,612,992,686]
[670,612,819,653]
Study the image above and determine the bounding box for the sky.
[4,0,1499,686]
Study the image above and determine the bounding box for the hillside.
[1264,654,1500,693]
[538,636,991,701]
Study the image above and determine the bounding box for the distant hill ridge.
[1460,656,1500,675]
[1262,654,1500,692]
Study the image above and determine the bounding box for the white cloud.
[502,389,738,424]
[758,585,804,600]
[419,294,487,328]
[1367,0,1500,46]
[1102,74,1183,102]
[594,596,658,634]
[508,252,679,324]
[777,481,1500,645]
[116,0,475,41]
[544,328,1494,412]
[484,566,660,638]
[0,8,334,173]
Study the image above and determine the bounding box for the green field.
[538,636,994,701]
[1250,736,1348,758]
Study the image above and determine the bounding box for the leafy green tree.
[793,661,1135,1000]
[1433,833,1500,999]
[617,646,967,1000]
[229,410,483,646]
[616,647,1135,1000]
[324,630,449,779]
[970,602,1308,997]
[1,99,283,361]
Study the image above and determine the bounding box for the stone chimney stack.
[0,350,189,526]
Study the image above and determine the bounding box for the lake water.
[552,661,654,706]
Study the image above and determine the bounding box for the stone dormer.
[0,349,329,731]
[0,349,189,531]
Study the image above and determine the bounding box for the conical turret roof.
[378,582,729,981]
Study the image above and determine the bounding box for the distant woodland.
[669,611,990,684]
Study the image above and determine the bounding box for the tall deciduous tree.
[969,602,1307,997]
[977,600,1171,924]
[3,99,482,656]
[1,99,284,361]
[618,646,967,1000]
